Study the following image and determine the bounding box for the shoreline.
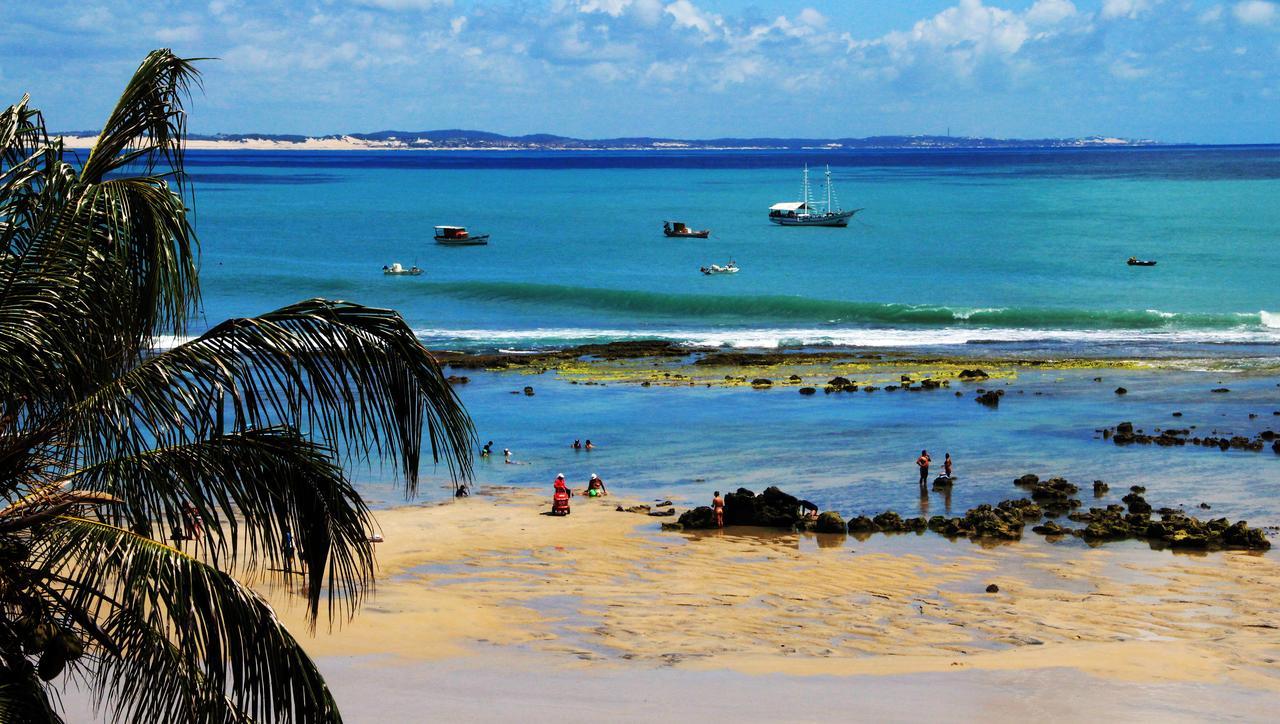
[258,489,1280,698]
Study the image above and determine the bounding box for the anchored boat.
[768,165,861,227]
[434,225,489,246]
[700,261,739,275]
[1127,257,1157,266]
[382,262,422,276]
[663,221,710,238]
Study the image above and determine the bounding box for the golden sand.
[264,489,1280,691]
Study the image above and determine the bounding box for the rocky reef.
[662,479,1271,551]
[1102,421,1278,453]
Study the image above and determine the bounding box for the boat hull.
[435,234,490,246]
[768,209,860,227]
[664,230,710,238]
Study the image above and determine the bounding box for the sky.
[1,0,1279,142]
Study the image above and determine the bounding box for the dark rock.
[872,511,905,531]
[799,387,817,395]
[958,369,989,380]
[1014,474,1040,487]
[1122,493,1152,515]
[751,378,773,388]
[975,390,1000,407]
[1129,485,1146,494]
[1116,421,1134,436]
[920,379,942,389]
[1032,520,1070,536]
[1211,388,1230,393]
[675,506,716,529]
[446,375,470,385]
[1199,502,1211,510]
[523,386,535,396]
[656,500,673,507]
[1114,387,1127,395]
[1093,480,1109,495]
[648,508,676,517]
[660,522,684,531]
[847,515,878,533]
[788,374,802,382]
[723,486,801,528]
[619,504,651,514]
[1172,411,1182,417]
[985,584,1000,593]
[815,511,847,534]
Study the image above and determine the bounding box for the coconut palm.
[0,50,473,722]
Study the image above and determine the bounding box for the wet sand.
[258,488,1280,717]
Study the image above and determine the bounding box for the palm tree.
[0,50,474,722]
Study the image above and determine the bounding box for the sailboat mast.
[802,164,810,212]
[825,165,832,212]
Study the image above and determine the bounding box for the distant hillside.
[56,129,1160,151]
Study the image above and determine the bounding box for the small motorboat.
[1127,257,1157,266]
[664,221,710,238]
[701,262,739,275]
[434,225,489,246]
[382,262,422,276]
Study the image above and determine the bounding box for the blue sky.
[2,0,1278,141]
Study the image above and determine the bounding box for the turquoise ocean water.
[174,148,1280,528]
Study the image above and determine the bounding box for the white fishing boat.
[700,261,739,275]
[768,165,861,227]
[382,262,422,276]
[434,225,490,246]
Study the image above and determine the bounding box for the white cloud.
[1198,5,1224,23]
[1025,0,1077,27]
[664,0,722,37]
[1233,1,1277,25]
[1101,0,1160,20]
[154,25,200,43]
[351,0,450,10]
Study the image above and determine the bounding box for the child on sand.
[712,490,725,528]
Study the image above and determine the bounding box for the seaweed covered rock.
[932,501,1030,540]
[1093,480,1110,495]
[1016,477,1080,514]
[847,515,878,533]
[675,506,716,530]
[975,390,1000,407]
[798,387,817,395]
[1121,492,1152,515]
[872,511,905,532]
[815,511,847,534]
[1032,520,1071,536]
[958,369,989,380]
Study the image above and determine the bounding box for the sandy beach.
[245,486,1280,720]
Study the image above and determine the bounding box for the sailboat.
[768,165,861,227]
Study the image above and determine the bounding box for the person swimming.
[585,439,595,451]
[572,439,581,450]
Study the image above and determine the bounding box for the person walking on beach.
[944,453,953,480]
[712,490,725,528]
[916,450,931,487]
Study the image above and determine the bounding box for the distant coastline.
[54,129,1160,152]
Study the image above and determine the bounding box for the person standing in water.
[712,490,725,528]
[944,453,953,480]
[916,450,931,487]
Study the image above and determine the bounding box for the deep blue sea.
[182,146,1280,358]
[176,147,1280,527]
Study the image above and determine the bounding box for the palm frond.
[70,428,376,623]
[31,517,342,723]
[69,298,475,491]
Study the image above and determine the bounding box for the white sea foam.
[1261,310,1280,329]
[413,326,1280,350]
